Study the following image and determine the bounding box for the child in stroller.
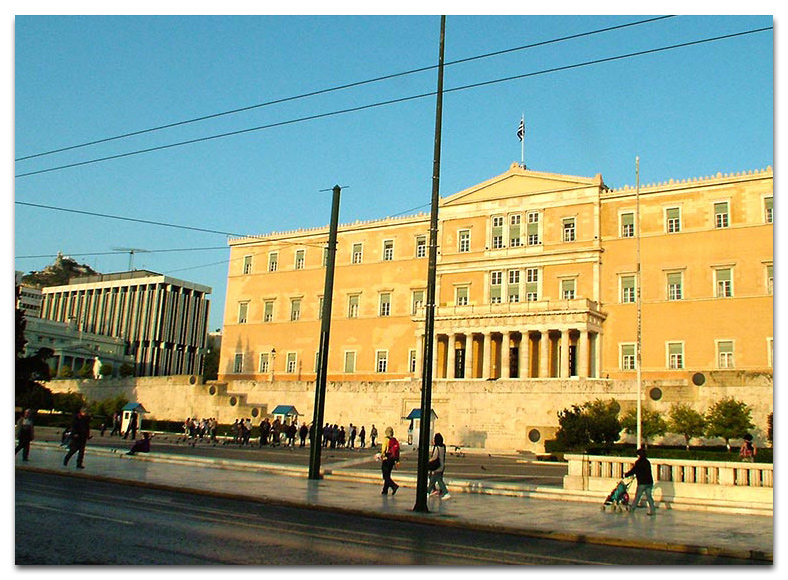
[602,477,634,511]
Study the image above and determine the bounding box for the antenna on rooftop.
[112,247,149,271]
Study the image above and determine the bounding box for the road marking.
[17,501,134,525]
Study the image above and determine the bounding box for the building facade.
[40,271,212,377]
[219,164,773,386]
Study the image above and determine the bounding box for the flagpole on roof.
[520,113,525,169]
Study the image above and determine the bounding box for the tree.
[704,397,755,451]
[77,361,94,379]
[621,407,668,448]
[52,392,87,415]
[767,412,773,446]
[120,363,135,377]
[667,403,706,450]
[99,363,114,377]
[15,291,54,410]
[554,399,622,452]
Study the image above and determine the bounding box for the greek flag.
[517,118,525,142]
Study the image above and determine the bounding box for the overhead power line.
[15,16,675,163]
[15,26,772,180]
[15,246,229,259]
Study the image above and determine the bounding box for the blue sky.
[12,12,774,331]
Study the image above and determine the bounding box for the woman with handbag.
[427,432,450,500]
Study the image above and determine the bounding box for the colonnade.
[416,328,600,380]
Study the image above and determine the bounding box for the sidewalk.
[16,441,773,562]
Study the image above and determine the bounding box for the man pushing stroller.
[625,447,656,515]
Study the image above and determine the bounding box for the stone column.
[520,332,530,378]
[482,332,491,379]
[447,334,457,379]
[501,332,511,378]
[433,334,441,378]
[577,329,589,378]
[539,330,550,378]
[464,334,473,379]
[415,333,424,377]
[561,329,571,378]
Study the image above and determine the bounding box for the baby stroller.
[601,477,634,511]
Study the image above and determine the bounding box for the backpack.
[387,437,400,460]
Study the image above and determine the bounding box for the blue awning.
[122,402,148,413]
[405,408,438,420]
[272,405,300,416]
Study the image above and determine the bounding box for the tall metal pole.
[635,157,643,448]
[414,15,446,513]
[309,185,342,480]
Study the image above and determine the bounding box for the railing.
[564,453,773,514]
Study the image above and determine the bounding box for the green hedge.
[544,440,772,464]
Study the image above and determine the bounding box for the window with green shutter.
[561,279,575,299]
[621,344,635,370]
[714,202,729,228]
[718,340,734,368]
[765,197,773,223]
[509,214,521,246]
[666,207,681,233]
[621,275,636,303]
[667,272,683,300]
[716,268,732,297]
[621,212,634,237]
[668,342,683,369]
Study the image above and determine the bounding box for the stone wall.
[46,371,773,452]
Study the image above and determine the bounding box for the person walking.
[123,410,138,440]
[379,426,400,495]
[299,423,308,447]
[625,447,656,515]
[64,407,91,469]
[427,432,450,500]
[359,425,366,449]
[370,424,378,448]
[110,412,121,437]
[15,409,35,461]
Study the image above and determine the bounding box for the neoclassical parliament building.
[219,163,773,389]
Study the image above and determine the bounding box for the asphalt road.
[16,470,762,565]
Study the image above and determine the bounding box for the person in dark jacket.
[64,407,91,469]
[625,447,655,515]
[127,432,153,455]
[15,409,35,461]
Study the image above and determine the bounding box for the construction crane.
[112,247,149,271]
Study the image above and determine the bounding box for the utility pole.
[414,15,446,513]
[635,156,643,448]
[309,185,342,480]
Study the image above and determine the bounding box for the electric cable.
[15,26,771,180]
[15,16,675,162]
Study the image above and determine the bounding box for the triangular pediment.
[442,163,603,207]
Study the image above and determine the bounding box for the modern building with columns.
[39,271,212,377]
[219,163,773,388]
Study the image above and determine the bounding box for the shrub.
[554,398,621,452]
[668,403,706,450]
[705,397,755,451]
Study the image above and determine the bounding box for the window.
[764,196,773,223]
[264,301,274,322]
[715,268,733,298]
[233,353,244,373]
[317,296,324,320]
[314,352,320,373]
[621,275,636,303]
[322,247,329,267]
[717,340,734,368]
[259,352,270,373]
[458,229,471,253]
[714,202,729,228]
[238,302,249,324]
[562,217,576,242]
[509,214,522,247]
[376,350,388,373]
[561,279,576,300]
[416,235,427,258]
[621,212,635,238]
[525,268,539,301]
[767,264,773,295]
[409,349,417,373]
[347,295,359,318]
[490,271,503,304]
[379,293,391,317]
[352,243,363,264]
[295,249,305,270]
[412,290,425,314]
[666,207,681,233]
[621,344,636,370]
[290,298,301,321]
[507,270,520,303]
[667,342,684,369]
[243,255,253,274]
[268,252,279,272]
[286,352,297,374]
[344,351,356,373]
[491,215,505,249]
[527,212,541,245]
[383,240,394,261]
[456,286,469,306]
[667,272,683,301]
